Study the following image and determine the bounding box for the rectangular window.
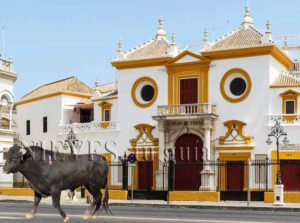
[104,109,111,122]
[254,154,268,184]
[285,100,295,114]
[43,116,47,133]
[26,120,30,135]
[180,78,198,104]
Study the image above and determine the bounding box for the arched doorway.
[175,133,203,190]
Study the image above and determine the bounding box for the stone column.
[9,104,13,130]
[200,119,215,191]
[157,120,168,190]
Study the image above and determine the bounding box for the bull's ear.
[20,148,27,155]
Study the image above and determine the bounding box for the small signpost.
[128,153,136,200]
[128,153,137,164]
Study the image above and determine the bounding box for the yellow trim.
[202,45,293,68]
[131,77,158,108]
[101,189,128,200]
[219,152,251,191]
[219,120,252,145]
[101,153,112,188]
[280,89,300,122]
[166,50,210,64]
[168,191,220,202]
[15,91,91,106]
[216,146,254,150]
[130,124,159,147]
[265,192,300,203]
[167,62,210,105]
[270,85,300,89]
[220,68,252,103]
[99,101,112,128]
[111,57,171,69]
[0,188,34,196]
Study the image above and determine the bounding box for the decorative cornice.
[15,91,91,106]
[202,45,293,68]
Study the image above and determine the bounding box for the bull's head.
[3,146,32,174]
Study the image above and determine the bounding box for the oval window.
[141,85,155,102]
[229,77,247,96]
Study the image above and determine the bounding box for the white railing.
[58,121,119,134]
[268,114,300,125]
[0,59,12,73]
[157,103,217,116]
[290,60,300,75]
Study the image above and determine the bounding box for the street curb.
[108,203,300,212]
[2,199,300,212]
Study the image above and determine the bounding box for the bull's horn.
[20,148,27,155]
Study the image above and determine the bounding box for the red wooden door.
[180,78,198,104]
[138,161,153,190]
[175,134,203,190]
[226,161,244,191]
[281,160,300,191]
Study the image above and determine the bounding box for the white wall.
[209,55,285,157]
[117,66,168,154]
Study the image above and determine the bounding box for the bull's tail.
[102,181,112,215]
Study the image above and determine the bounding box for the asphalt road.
[0,202,300,223]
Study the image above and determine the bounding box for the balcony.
[268,114,300,126]
[153,103,217,121]
[58,121,119,134]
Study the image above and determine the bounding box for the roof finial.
[266,19,271,33]
[116,39,126,59]
[156,16,167,39]
[203,27,208,42]
[95,78,100,87]
[241,1,254,29]
[202,27,211,51]
[167,33,178,57]
[171,32,176,45]
[262,19,272,44]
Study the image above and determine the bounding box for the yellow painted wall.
[168,191,220,202]
[0,188,34,196]
[265,192,300,203]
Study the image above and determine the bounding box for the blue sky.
[0,0,300,99]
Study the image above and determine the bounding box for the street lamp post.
[266,119,289,205]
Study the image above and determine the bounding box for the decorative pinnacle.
[203,27,208,41]
[156,16,167,38]
[117,39,123,52]
[241,1,254,28]
[266,19,271,33]
[171,33,176,45]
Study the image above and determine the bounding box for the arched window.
[0,95,9,106]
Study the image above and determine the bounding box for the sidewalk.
[2,193,300,211]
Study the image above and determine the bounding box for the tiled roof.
[93,82,117,93]
[207,26,265,51]
[271,72,300,87]
[20,76,93,101]
[122,38,169,60]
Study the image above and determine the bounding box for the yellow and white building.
[0,57,17,187]
[14,3,300,201]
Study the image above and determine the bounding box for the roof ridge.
[126,38,155,55]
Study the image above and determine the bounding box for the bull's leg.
[91,189,102,218]
[83,185,100,219]
[25,191,42,219]
[52,190,69,223]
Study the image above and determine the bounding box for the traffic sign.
[128,153,137,164]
